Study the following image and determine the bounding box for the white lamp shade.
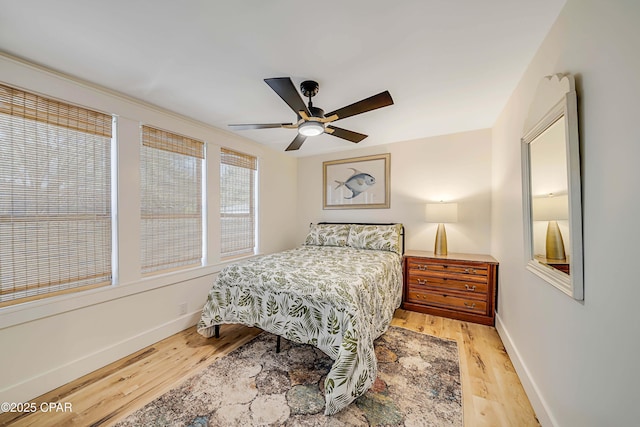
[425,203,458,223]
[532,194,568,221]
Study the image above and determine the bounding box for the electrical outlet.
[178,302,188,316]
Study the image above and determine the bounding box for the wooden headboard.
[316,222,405,255]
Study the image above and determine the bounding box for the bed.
[196,223,404,415]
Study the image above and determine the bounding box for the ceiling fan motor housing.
[300,80,319,98]
[309,106,325,118]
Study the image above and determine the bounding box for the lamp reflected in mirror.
[425,202,458,256]
[533,193,568,260]
[533,193,570,274]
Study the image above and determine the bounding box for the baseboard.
[495,313,558,427]
[1,310,202,405]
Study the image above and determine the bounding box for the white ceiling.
[0,0,565,157]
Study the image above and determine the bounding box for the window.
[0,84,113,306]
[220,148,257,258]
[140,125,204,274]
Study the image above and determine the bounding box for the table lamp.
[532,194,569,260]
[425,202,458,256]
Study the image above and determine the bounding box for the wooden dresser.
[402,250,499,326]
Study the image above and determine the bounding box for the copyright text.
[1,401,73,413]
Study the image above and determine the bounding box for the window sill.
[0,262,232,330]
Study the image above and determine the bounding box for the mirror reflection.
[529,116,570,275]
[521,73,583,300]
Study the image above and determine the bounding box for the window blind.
[220,148,257,258]
[140,125,203,274]
[0,84,113,306]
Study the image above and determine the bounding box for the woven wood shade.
[0,84,112,138]
[221,147,257,170]
[142,125,204,159]
[220,148,256,258]
[140,126,204,274]
[0,84,112,306]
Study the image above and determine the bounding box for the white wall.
[0,55,298,403]
[296,129,493,254]
[491,1,640,425]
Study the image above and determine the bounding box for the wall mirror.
[521,73,583,300]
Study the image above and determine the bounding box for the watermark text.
[1,401,73,413]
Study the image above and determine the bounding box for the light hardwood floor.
[0,310,539,426]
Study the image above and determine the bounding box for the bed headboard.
[316,222,405,255]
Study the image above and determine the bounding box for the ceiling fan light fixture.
[298,120,324,137]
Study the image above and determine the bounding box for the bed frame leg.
[276,335,281,353]
[214,325,220,338]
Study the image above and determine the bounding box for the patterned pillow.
[347,224,403,254]
[304,224,350,247]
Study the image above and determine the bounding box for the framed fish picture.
[323,153,390,209]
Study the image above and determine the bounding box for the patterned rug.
[115,326,462,426]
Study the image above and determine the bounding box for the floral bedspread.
[197,245,403,415]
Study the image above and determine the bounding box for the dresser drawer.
[407,290,487,315]
[406,275,488,297]
[407,259,488,279]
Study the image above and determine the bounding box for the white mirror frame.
[521,73,583,300]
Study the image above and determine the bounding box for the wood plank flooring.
[0,310,539,426]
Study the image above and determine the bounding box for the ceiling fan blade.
[285,134,307,151]
[324,91,394,121]
[264,77,310,117]
[228,123,293,130]
[325,125,368,143]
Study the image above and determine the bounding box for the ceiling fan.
[229,77,394,151]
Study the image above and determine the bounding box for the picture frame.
[323,153,390,209]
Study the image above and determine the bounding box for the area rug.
[115,326,462,426]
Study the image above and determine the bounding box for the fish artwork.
[334,168,376,199]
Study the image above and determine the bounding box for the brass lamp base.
[545,220,566,260]
[434,223,448,256]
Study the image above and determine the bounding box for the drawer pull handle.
[417,279,427,285]
[465,284,476,292]
[464,302,476,309]
[464,268,477,274]
[417,265,428,271]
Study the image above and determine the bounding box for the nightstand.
[534,255,570,274]
[402,250,499,326]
